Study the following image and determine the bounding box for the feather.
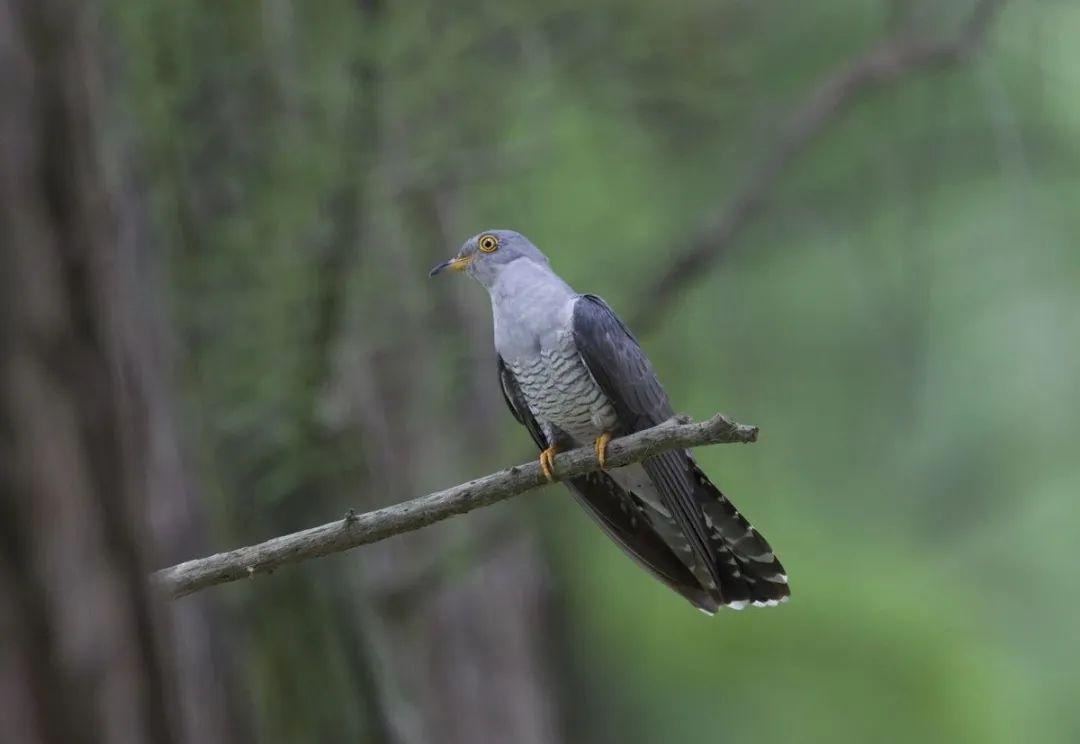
[571,295,789,608]
[498,357,720,612]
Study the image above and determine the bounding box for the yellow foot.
[595,432,614,470]
[539,446,560,482]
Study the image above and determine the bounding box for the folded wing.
[571,295,789,608]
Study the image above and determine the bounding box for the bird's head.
[429,229,549,288]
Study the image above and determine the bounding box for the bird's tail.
[688,461,790,609]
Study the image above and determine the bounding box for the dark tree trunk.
[142,268,252,744]
[0,1,243,742]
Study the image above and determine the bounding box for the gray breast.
[508,329,619,445]
[488,261,619,444]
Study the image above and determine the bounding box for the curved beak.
[428,254,473,277]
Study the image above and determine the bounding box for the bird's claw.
[595,432,613,470]
[539,446,560,482]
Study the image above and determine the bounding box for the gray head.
[429,229,549,289]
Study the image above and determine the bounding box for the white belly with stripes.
[507,328,619,445]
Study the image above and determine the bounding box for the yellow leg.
[595,432,614,470]
[539,445,560,482]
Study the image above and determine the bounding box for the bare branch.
[154,413,758,599]
[635,0,1007,330]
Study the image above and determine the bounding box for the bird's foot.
[539,446,560,482]
[594,432,614,470]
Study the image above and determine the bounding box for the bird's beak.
[429,254,473,277]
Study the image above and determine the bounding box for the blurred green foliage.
[115,0,1079,741]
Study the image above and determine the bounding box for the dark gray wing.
[497,356,719,612]
[572,296,789,607]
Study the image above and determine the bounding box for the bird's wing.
[572,295,789,607]
[497,356,719,612]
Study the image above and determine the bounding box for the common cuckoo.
[431,230,789,612]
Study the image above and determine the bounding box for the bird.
[430,230,789,613]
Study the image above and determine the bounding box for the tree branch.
[635,0,1007,330]
[154,413,758,599]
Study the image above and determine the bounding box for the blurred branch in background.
[636,0,1007,330]
[155,413,758,598]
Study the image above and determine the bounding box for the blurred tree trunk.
[0,1,177,741]
[315,11,564,735]
[142,259,252,743]
[322,4,567,736]
[0,1,245,742]
[331,181,564,744]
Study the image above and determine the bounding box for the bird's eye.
[478,234,499,253]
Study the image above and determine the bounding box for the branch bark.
[635,0,1007,330]
[154,413,758,599]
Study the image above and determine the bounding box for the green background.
[116,1,1080,741]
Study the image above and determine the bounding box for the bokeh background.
[4,0,1078,743]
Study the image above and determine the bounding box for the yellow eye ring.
[478,234,499,253]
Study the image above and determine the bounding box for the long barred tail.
[689,461,790,609]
